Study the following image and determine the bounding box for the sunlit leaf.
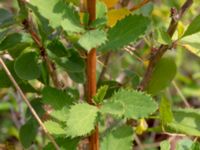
[183,15,200,37]
[78,30,107,51]
[160,140,170,150]
[108,89,158,119]
[180,33,200,57]
[66,103,99,137]
[101,125,134,150]
[160,97,174,125]
[44,120,66,135]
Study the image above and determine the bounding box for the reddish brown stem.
[86,0,99,150]
[86,49,97,104]
[87,0,96,24]
[86,49,99,150]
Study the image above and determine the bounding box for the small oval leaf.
[14,52,40,80]
[146,53,177,95]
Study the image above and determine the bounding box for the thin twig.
[130,0,151,11]
[138,0,193,91]
[17,0,60,88]
[172,81,191,108]
[134,135,144,150]
[124,47,144,63]
[162,132,187,137]
[193,137,199,142]
[0,58,60,150]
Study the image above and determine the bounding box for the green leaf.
[100,101,124,117]
[0,33,32,52]
[0,61,21,88]
[160,140,170,150]
[19,120,38,148]
[19,82,37,93]
[176,140,200,150]
[65,0,80,5]
[26,99,45,119]
[0,102,10,111]
[109,89,158,119]
[98,80,121,99]
[42,86,73,109]
[156,27,172,45]
[38,62,49,85]
[96,1,107,19]
[14,52,40,80]
[27,4,52,41]
[91,17,107,28]
[44,137,79,150]
[65,87,80,100]
[78,30,107,51]
[44,120,66,135]
[182,86,200,97]
[159,97,174,125]
[0,61,36,91]
[166,122,200,136]
[47,40,69,57]
[93,85,108,104]
[0,76,11,89]
[67,71,86,83]
[0,8,14,28]
[66,103,99,137]
[180,33,200,57]
[61,4,84,33]
[191,142,200,150]
[164,109,200,136]
[50,107,69,122]
[90,2,107,28]
[173,108,200,131]
[81,12,89,26]
[29,0,84,33]
[28,0,61,27]
[55,51,85,73]
[183,15,200,37]
[176,139,193,150]
[101,125,134,150]
[0,29,9,43]
[98,15,150,51]
[146,53,177,95]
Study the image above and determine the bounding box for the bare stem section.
[86,49,97,104]
[0,58,60,150]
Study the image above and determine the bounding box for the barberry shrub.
[0,0,200,149]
